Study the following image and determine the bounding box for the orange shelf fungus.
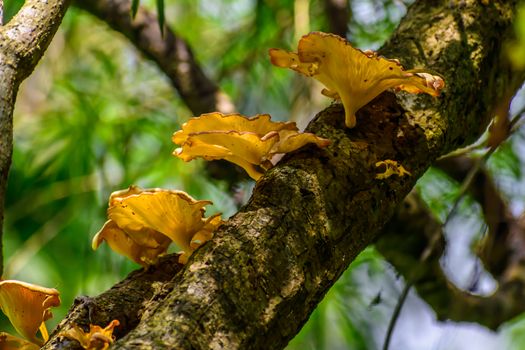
[0,332,40,350]
[0,280,60,346]
[60,319,120,350]
[172,112,330,180]
[269,31,445,128]
[92,186,222,265]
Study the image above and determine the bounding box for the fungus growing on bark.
[375,160,411,179]
[269,31,445,128]
[92,186,222,265]
[0,280,60,345]
[0,332,40,350]
[172,112,330,180]
[92,219,171,267]
[59,319,120,350]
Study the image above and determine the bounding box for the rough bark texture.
[0,0,70,277]
[49,255,182,348]
[74,0,235,116]
[38,1,523,349]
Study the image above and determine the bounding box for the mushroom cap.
[173,112,330,180]
[92,220,171,267]
[0,280,60,345]
[93,186,222,265]
[269,32,445,128]
[0,332,40,350]
[60,319,120,350]
[108,188,212,252]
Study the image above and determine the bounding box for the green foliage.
[508,3,525,70]
[505,313,525,349]
[3,0,25,23]
[129,0,165,33]
[156,0,165,34]
[131,0,140,18]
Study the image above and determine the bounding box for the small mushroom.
[92,220,171,267]
[0,280,60,345]
[172,112,330,180]
[0,332,40,350]
[93,186,222,265]
[375,160,411,179]
[269,31,445,128]
[60,319,120,350]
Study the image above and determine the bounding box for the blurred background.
[2,0,525,349]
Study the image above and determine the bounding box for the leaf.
[156,0,165,36]
[131,0,140,19]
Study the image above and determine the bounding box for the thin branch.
[382,107,525,342]
[74,0,249,190]
[323,0,350,37]
[0,0,70,276]
[384,105,525,342]
[435,111,525,277]
[378,190,525,330]
[382,281,411,350]
[74,0,234,116]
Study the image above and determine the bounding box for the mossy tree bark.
[37,1,525,349]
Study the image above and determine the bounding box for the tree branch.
[39,0,522,348]
[436,155,521,277]
[323,0,350,37]
[377,191,525,330]
[74,0,235,116]
[49,255,182,348]
[75,0,249,188]
[0,0,70,276]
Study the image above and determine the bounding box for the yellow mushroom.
[0,280,60,345]
[59,319,120,350]
[172,112,330,180]
[0,332,40,350]
[93,186,222,265]
[269,31,445,128]
[92,220,171,267]
[375,160,412,179]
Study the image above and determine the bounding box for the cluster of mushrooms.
[0,32,443,349]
